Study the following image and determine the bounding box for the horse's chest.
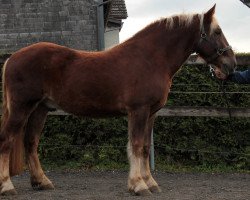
[153,79,172,106]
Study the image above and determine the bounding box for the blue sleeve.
[229,68,250,84]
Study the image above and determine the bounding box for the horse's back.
[3,43,78,103]
[3,42,127,115]
[8,42,77,67]
[3,42,169,117]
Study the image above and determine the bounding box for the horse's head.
[196,5,237,80]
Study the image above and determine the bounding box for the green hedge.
[0,55,249,171]
[38,64,249,171]
[39,115,249,171]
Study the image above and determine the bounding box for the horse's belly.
[62,106,127,118]
[44,97,126,117]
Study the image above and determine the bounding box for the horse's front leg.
[140,114,161,193]
[127,107,151,196]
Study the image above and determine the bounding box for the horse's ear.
[204,4,216,24]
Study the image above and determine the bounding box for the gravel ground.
[1,170,250,200]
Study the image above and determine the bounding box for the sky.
[120,0,250,53]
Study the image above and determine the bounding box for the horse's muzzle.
[221,58,237,76]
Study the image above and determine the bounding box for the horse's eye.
[215,28,222,35]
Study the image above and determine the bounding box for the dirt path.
[2,171,250,200]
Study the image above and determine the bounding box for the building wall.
[0,0,98,53]
[104,27,120,49]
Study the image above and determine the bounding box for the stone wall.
[0,0,98,53]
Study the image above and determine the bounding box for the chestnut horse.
[0,5,236,196]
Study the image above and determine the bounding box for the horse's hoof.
[1,189,17,196]
[32,182,55,190]
[40,183,55,190]
[149,185,162,193]
[135,189,152,196]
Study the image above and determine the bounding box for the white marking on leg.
[1,178,15,193]
[0,153,16,194]
[140,155,159,189]
[127,142,148,192]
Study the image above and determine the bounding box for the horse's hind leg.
[24,103,54,190]
[0,106,14,195]
[127,107,152,196]
[140,114,161,193]
[0,104,35,195]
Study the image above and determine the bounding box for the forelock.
[209,17,219,35]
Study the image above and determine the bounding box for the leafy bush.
[37,64,249,171]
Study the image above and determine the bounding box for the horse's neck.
[167,36,198,77]
[123,19,200,79]
[159,22,200,77]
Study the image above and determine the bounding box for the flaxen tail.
[1,58,25,176]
